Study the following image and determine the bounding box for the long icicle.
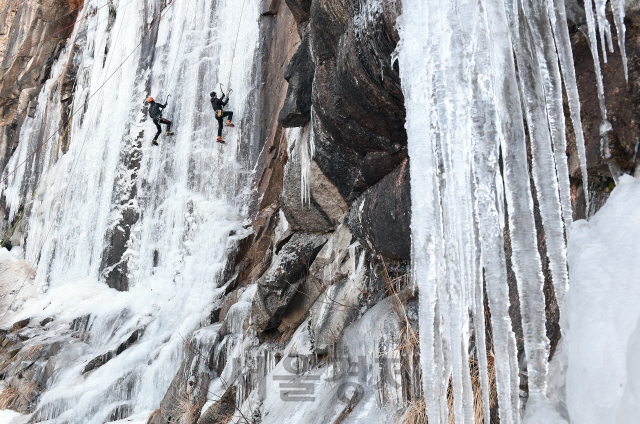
[503,1,552,398]
[438,2,479,421]
[546,0,590,213]
[519,0,571,319]
[583,0,608,119]
[610,0,628,82]
[398,0,445,419]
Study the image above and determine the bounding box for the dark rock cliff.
[569,5,640,218]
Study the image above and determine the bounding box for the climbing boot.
[225,120,235,127]
[166,131,175,136]
[152,139,159,146]
[216,136,225,144]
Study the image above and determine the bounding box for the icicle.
[502,0,552,398]
[594,0,613,61]
[582,0,629,182]
[397,0,447,419]
[433,3,482,421]
[546,0,590,211]
[583,0,607,119]
[475,2,524,420]
[584,0,619,196]
[299,110,315,207]
[518,0,571,317]
[610,0,628,82]
[299,124,311,207]
[520,0,573,231]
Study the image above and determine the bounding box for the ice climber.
[210,91,234,144]
[146,97,174,146]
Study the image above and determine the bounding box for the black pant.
[153,117,171,140]
[215,111,233,137]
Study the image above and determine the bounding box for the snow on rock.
[565,174,640,424]
[0,248,36,321]
[615,316,640,422]
[0,409,24,424]
[254,295,406,424]
[522,393,568,424]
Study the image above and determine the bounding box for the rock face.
[348,159,410,260]
[0,332,64,414]
[278,32,314,127]
[280,126,350,232]
[278,222,354,333]
[251,232,326,332]
[284,0,312,24]
[148,327,220,424]
[82,328,145,374]
[567,5,640,218]
[307,0,407,201]
[569,7,640,179]
[197,385,236,424]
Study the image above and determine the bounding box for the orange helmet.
[147,97,154,103]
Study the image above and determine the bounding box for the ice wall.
[0,0,261,422]
[396,0,626,422]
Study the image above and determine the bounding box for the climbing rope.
[224,0,248,89]
[0,0,114,66]
[0,1,178,324]
[1,2,175,187]
[163,0,189,98]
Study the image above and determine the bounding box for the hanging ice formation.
[0,0,260,422]
[396,0,626,422]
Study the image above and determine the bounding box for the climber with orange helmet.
[145,96,174,146]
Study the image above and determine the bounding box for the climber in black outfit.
[146,97,174,146]
[210,91,234,144]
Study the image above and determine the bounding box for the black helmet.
[210,91,217,97]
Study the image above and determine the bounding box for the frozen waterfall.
[0,0,261,422]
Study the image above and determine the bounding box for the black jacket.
[148,101,166,119]
[210,95,228,111]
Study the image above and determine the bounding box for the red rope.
[1,2,177,187]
